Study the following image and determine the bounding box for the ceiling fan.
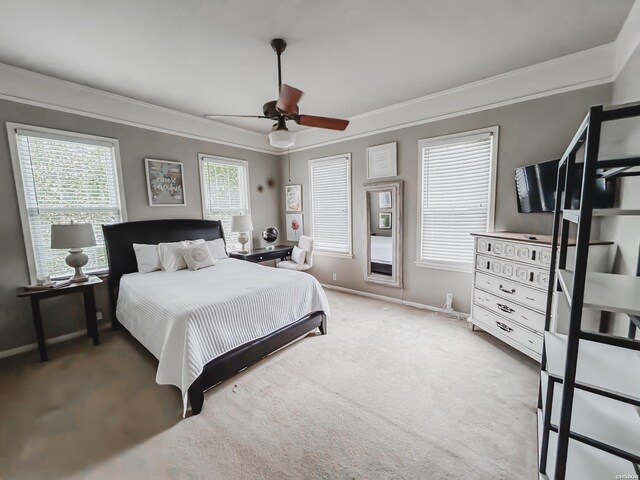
[204,38,349,148]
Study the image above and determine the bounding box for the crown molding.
[279,44,616,153]
[0,62,279,154]
[613,0,640,77]
[2,0,639,159]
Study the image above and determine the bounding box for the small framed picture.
[367,142,397,179]
[379,191,392,209]
[285,185,302,212]
[379,212,392,229]
[286,213,304,241]
[145,159,186,206]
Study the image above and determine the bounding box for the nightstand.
[229,245,293,263]
[17,275,102,361]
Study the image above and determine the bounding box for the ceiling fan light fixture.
[268,121,295,149]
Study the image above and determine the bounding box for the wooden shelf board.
[557,270,640,316]
[544,332,640,403]
[563,208,640,223]
[537,408,637,479]
[550,384,640,457]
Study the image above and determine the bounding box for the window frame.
[197,153,251,251]
[416,126,498,273]
[309,153,353,258]
[7,122,127,283]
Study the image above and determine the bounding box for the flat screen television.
[515,159,616,213]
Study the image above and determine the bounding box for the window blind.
[310,155,351,255]
[199,156,249,252]
[14,130,123,278]
[418,132,494,268]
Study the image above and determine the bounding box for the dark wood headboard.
[102,219,226,321]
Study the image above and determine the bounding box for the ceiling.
[0,0,634,134]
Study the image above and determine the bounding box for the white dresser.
[469,232,611,362]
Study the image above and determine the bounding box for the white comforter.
[116,258,330,414]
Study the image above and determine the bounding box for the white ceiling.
[0,0,634,134]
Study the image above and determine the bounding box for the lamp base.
[237,232,250,254]
[66,249,89,283]
[265,244,275,251]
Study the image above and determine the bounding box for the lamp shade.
[51,223,97,249]
[230,214,253,233]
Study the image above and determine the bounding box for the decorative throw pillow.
[181,244,216,271]
[206,238,228,260]
[133,243,161,273]
[291,246,306,265]
[158,239,205,271]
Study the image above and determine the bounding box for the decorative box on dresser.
[469,232,611,362]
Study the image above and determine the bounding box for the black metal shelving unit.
[537,103,640,479]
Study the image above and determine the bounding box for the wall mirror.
[363,181,403,287]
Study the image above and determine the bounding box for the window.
[9,124,126,280]
[309,154,352,256]
[199,155,250,252]
[417,128,497,271]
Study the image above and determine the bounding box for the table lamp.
[51,223,96,282]
[230,214,253,254]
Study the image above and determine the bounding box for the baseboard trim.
[320,284,469,319]
[0,329,88,360]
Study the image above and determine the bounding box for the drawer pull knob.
[497,303,515,314]
[496,321,513,333]
[499,285,516,294]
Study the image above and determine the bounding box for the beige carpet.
[0,290,538,479]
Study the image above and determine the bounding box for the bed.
[103,219,329,416]
[370,235,393,275]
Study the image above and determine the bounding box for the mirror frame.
[363,181,403,288]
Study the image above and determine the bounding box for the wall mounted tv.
[515,159,616,213]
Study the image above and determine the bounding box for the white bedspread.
[116,258,330,414]
[371,235,393,264]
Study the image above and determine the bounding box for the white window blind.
[310,154,352,255]
[199,155,249,252]
[13,128,124,279]
[418,131,496,270]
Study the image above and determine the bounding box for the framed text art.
[367,142,397,179]
[145,159,186,206]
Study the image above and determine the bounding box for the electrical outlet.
[445,293,454,310]
[96,311,103,321]
[332,273,337,281]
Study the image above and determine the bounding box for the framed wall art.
[367,142,397,179]
[145,159,186,206]
[285,184,302,212]
[286,213,304,241]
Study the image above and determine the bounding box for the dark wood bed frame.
[102,219,327,415]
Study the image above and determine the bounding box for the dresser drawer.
[472,306,543,355]
[474,271,547,312]
[475,254,549,290]
[473,288,545,332]
[476,238,552,267]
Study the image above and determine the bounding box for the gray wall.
[600,43,640,336]
[280,85,612,313]
[0,98,280,353]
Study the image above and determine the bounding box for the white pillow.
[206,238,228,260]
[158,239,205,271]
[133,243,161,273]
[291,246,306,265]
[181,244,216,271]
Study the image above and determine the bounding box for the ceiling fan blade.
[276,84,304,114]
[204,114,269,119]
[294,115,349,131]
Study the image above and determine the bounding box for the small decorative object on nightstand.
[230,214,253,254]
[262,226,279,250]
[18,276,102,361]
[51,223,96,283]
